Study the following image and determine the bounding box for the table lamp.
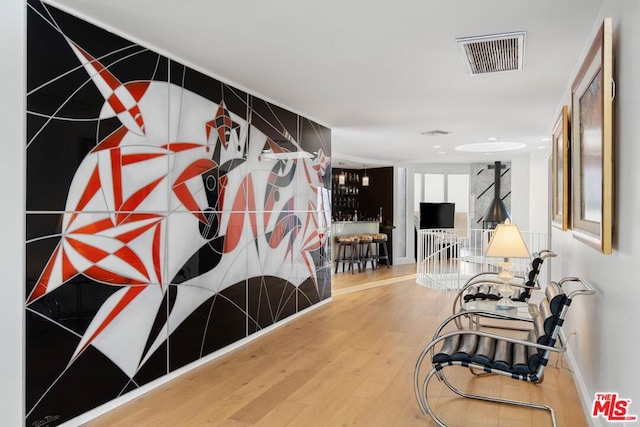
[485,219,530,308]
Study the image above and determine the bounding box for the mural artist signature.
[33,415,60,427]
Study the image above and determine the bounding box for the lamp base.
[496,280,516,310]
[495,296,517,310]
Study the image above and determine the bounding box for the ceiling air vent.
[456,31,525,75]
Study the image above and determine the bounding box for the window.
[447,174,469,212]
[424,174,445,202]
[414,172,469,213]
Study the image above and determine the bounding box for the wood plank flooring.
[87,264,587,426]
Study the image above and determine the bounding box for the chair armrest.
[557,277,596,298]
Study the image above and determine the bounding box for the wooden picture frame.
[571,17,613,254]
[552,105,570,231]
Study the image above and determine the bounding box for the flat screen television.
[419,202,455,229]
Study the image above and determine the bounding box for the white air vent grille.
[456,31,525,75]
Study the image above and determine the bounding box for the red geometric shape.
[72,42,120,90]
[110,148,123,209]
[173,183,207,224]
[74,284,146,358]
[152,223,162,286]
[171,158,217,223]
[224,175,249,253]
[218,175,228,211]
[66,237,110,264]
[61,248,78,283]
[116,176,165,224]
[83,265,147,286]
[68,165,102,229]
[128,104,145,131]
[163,143,204,153]
[122,152,165,166]
[224,211,245,253]
[124,81,150,102]
[92,126,128,153]
[107,92,126,114]
[115,220,161,244]
[247,176,257,239]
[114,245,150,281]
[118,213,163,226]
[173,159,217,185]
[71,218,114,235]
[26,244,61,304]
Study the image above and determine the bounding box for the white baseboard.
[394,257,416,265]
[559,329,599,427]
[61,298,332,426]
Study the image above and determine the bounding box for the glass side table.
[461,300,538,330]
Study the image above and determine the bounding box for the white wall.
[0,0,25,425]
[551,2,640,425]
[511,151,551,234]
[528,151,551,234]
[510,156,531,229]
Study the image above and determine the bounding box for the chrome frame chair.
[414,277,594,427]
[452,249,556,319]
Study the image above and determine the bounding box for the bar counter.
[330,221,385,264]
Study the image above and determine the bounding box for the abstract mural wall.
[25,1,332,425]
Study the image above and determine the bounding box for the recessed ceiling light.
[433,145,442,149]
[537,146,546,150]
[484,152,492,155]
[438,151,446,154]
[455,142,526,152]
[487,137,498,141]
[540,137,551,142]
[420,129,451,136]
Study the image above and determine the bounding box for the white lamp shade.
[485,220,530,259]
[362,175,369,186]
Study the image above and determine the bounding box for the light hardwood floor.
[87,264,588,426]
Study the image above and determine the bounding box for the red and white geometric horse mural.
[25,1,331,425]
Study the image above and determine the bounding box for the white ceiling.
[49,0,604,168]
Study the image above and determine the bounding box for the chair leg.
[416,364,557,427]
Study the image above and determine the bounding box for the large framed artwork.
[552,105,570,231]
[571,17,613,254]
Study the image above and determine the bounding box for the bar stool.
[358,234,375,271]
[334,235,361,274]
[372,233,390,269]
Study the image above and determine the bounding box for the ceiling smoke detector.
[420,129,450,136]
[456,31,525,75]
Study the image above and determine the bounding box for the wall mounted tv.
[419,202,455,229]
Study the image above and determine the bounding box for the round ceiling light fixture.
[454,142,527,153]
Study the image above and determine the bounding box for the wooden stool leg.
[344,244,350,273]
[381,240,390,268]
[349,243,358,274]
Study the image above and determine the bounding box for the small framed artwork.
[571,17,614,254]
[552,105,570,231]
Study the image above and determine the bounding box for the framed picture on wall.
[552,105,570,231]
[571,17,613,254]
